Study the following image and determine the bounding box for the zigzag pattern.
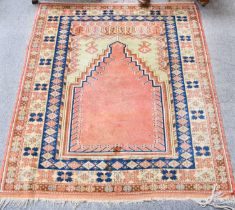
[68,42,167,153]
[78,41,160,89]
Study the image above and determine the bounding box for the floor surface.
[0,0,234,209]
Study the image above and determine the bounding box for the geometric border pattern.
[1,3,234,199]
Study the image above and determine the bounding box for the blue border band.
[39,15,195,171]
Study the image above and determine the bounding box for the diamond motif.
[68,161,81,169]
[42,152,53,159]
[169,160,180,168]
[83,161,95,170]
[140,160,151,168]
[112,161,123,170]
[43,144,54,152]
[181,160,193,168]
[45,128,56,135]
[97,161,108,170]
[40,160,52,168]
[181,152,192,160]
[127,161,138,169]
[44,136,55,144]
[154,160,166,168]
[47,113,57,120]
[55,161,66,169]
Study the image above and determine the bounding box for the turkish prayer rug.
[0,3,234,201]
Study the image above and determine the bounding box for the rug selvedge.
[0,3,234,200]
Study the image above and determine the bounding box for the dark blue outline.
[67,42,167,153]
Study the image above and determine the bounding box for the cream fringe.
[195,185,235,210]
[0,185,234,209]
